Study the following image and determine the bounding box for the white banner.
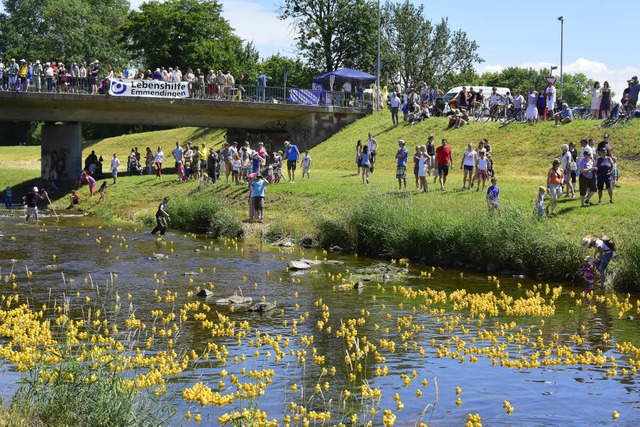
[108,79,190,98]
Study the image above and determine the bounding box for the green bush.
[344,194,582,278]
[313,215,355,249]
[610,237,640,292]
[167,194,242,237]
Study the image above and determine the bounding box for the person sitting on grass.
[66,190,80,209]
[486,177,500,213]
[553,103,573,126]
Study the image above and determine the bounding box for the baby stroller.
[261,162,282,183]
[128,157,143,175]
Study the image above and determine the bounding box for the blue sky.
[110,0,640,96]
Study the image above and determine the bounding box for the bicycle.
[473,102,490,122]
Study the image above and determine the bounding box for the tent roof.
[313,68,377,86]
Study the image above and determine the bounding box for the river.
[0,214,639,426]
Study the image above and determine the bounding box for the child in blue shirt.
[251,174,268,222]
[486,178,500,213]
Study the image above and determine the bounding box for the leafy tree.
[121,0,248,72]
[0,0,129,66]
[257,54,318,88]
[279,0,378,72]
[382,1,482,88]
[559,73,594,106]
[477,67,593,106]
[480,67,548,94]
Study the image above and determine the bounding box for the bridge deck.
[0,92,368,129]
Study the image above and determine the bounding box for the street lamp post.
[558,16,564,101]
[376,0,380,111]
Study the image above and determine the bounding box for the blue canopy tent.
[312,68,377,90]
[290,68,377,106]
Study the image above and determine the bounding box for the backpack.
[601,237,616,252]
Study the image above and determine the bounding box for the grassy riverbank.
[1,114,639,289]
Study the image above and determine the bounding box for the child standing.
[611,156,619,187]
[583,256,595,291]
[475,149,489,192]
[418,145,429,193]
[534,186,546,220]
[486,177,500,213]
[232,153,242,185]
[251,174,268,222]
[301,150,312,180]
[360,146,371,184]
[98,181,107,202]
[176,162,186,182]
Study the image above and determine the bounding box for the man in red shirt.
[435,138,453,191]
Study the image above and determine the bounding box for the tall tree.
[279,0,378,72]
[258,54,318,88]
[0,0,129,66]
[121,0,247,72]
[382,1,482,88]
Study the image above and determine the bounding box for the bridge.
[0,90,370,182]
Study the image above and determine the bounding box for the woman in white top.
[526,86,538,121]
[154,146,165,179]
[561,143,575,198]
[590,81,601,119]
[418,145,429,193]
[460,143,477,190]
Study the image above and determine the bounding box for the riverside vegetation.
[0,114,639,291]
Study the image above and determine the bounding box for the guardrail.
[5,76,374,110]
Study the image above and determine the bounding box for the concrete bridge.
[0,91,368,182]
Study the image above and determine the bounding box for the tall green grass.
[611,238,640,292]
[167,194,243,237]
[323,193,583,279]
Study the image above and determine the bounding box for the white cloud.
[223,0,297,58]
[128,0,296,59]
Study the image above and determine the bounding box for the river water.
[1,214,639,426]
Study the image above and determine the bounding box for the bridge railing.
[10,76,373,111]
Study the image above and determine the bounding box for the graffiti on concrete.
[265,120,287,131]
[312,113,349,138]
[42,148,69,181]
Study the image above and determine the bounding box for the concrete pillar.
[41,123,82,184]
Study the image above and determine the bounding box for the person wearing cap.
[395,140,409,191]
[435,138,453,191]
[89,60,100,94]
[283,141,300,183]
[151,197,171,235]
[577,149,596,207]
[24,187,46,222]
[250,174,268,222]
[7,58,19,91]
[597,133,613,156]
[32,60,42,92]
[581,236,615,287]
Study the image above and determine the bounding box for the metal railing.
[2,76,374,110]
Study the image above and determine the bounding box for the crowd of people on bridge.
[0,56,275,100]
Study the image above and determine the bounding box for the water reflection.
[1,214,640,426]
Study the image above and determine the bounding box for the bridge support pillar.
[41,123,82,184]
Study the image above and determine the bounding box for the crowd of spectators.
[0,57,276,100]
